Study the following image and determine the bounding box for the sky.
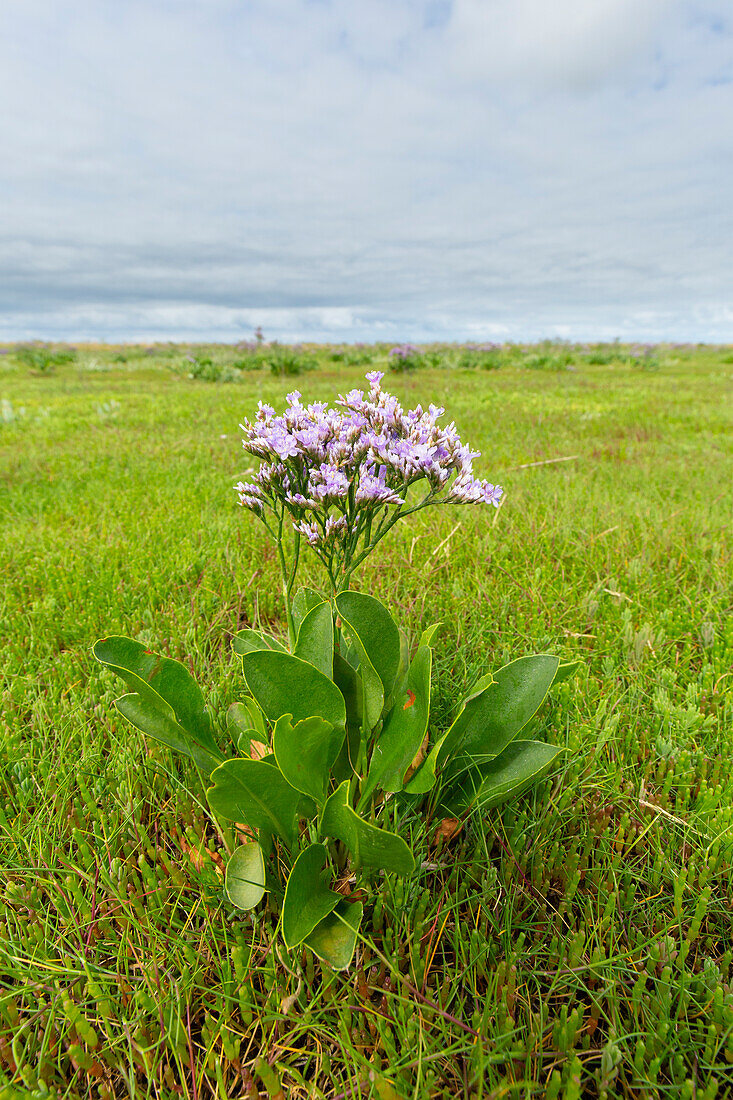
[1,0,732,344]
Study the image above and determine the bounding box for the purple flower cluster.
[235,372,502,562]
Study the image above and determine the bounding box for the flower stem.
[276,510,297,650]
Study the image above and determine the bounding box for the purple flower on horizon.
[388,344,418,360]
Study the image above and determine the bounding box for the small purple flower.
[285,492,310,509]
[309,462,349,502]
[294,519,321,546]
[323,514,348,541]
[356,464,404,506]
[482,483,504,507]
[234,481,265,514]
[268,426,300,460]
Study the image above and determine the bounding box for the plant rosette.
[93,372,579,969]
[93,605,576,969]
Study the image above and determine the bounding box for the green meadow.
[1,342,731,1099]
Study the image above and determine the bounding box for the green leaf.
[384,629,410,714]
[331,654,362,785]
[336,608,383,732]
[402,731,450,796]
[305,899,363,970]
[227,702,257,754]
[245,695,268,739]
[335,593,401,700]
[272,714,344,804]
[437,654,560,769]
[333,653,363,733]
[225,697,267,748]
[440,739,564,816]
[92,636,223,773]
[242,650,346,730]
[419,622,441,648]
[281,843,341,949]
[207,758,301,847]
[320,781,415,874]
[553,660,581,686]
[359,642,432,806]
[225,843,266,910]
[232,629,287,656]
[294,600,334,678]
[292,587,327,634]
[113,694,217,775]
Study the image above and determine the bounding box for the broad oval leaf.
[225,842,266,910]
[336,611,383,732]
[305,899,363,970]
[292,587,327,634]
[281,842,341,949]
[114,694,219,775]
[93,637,223,773]
[359,642,432,806]
[272,714,344,804]
[207,758,301,847]
[320,781,415,875]
[335,593,401,700]
[242,650,346,731]
[439,739,564,816]
[294,600,334,678]
[232,629,287,656]
[437,654,560,768]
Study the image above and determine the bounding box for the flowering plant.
[93,373,576,969]
[235,371,502,644]
[387,344,422,371]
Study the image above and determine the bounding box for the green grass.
[1,342,732,1099]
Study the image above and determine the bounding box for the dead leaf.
[280,977,303,1015]
[334,872,357,896]
[249,739,268,761]
[179,837,205,870]
[208,849,225,873]
[432,818,463,847]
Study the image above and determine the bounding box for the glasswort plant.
[93,372,576,970]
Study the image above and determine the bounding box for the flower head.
[237,371,503,585]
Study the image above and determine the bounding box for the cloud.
[0,0,731,342]
[447,0,680,89]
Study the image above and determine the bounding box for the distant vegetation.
[2,337,717,384]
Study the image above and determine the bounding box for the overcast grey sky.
[1,0,731,343]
